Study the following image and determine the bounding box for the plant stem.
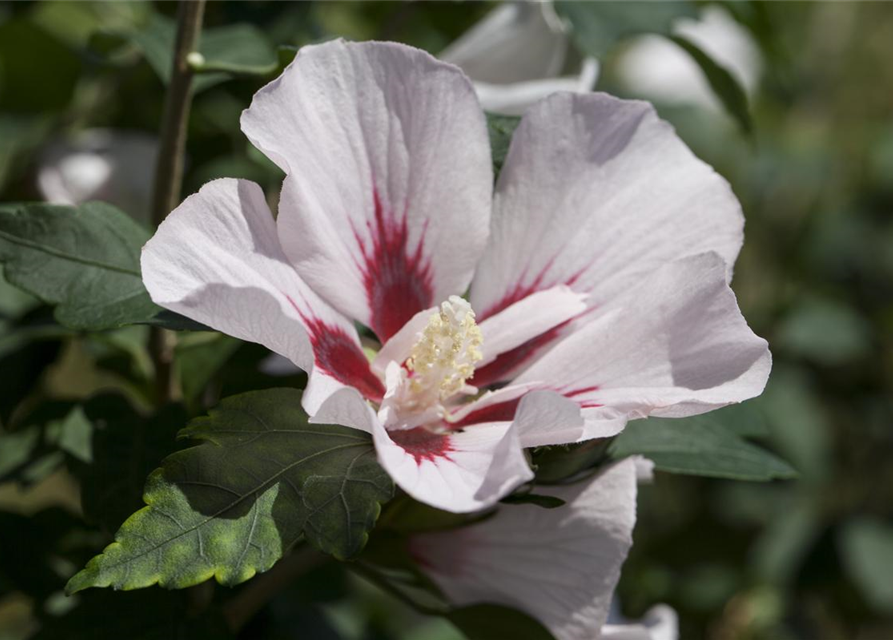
[148,0,206,405]
[223,547,326,633]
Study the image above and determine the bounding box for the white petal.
[478,285,587,367]
[141,179,385,414]
[513,390,585,448]
[619,6,761,111]
[471,60,599,117]
[440,3,569,85]
[469,92,745,381]
[413,458,639,640]
[373,421,532,514]
[515,253,771,422]
[242,40,492,342]
[603,605,679,640]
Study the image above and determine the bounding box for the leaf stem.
[148,0,206,404]
[222,546,326,633]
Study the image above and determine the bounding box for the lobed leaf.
[67,388,393,593]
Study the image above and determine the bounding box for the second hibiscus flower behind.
[141,39,770,513]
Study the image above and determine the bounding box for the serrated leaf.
[670,34,754,136]
[486,113,520,178]
[556,1,697,57]
[67,388,393,593]
[0,201,161,330]
[609,415,797,481]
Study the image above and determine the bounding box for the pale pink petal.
[373,421,532,514]
[477,286,587,367]
[469,92,745,382]
[141,179,384,414]
[515,253,771,423]
[413,458,639,640]
[242,40,492,342]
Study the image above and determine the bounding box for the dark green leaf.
[176,332,242,404]
[95,13,277,93]
[144,310,211,332]
[609,415,797,481]
[0,19,82,113]
[532,439,611,484]
[500,493,566,509]
[0,202,161,330]
[670,35,754,135]
[486,113,520,178]
[447,604,556,640]
[67,388,393,593]
[556,1,697,57]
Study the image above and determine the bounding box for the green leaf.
[556,1,697,57]
[609,414,797,481]
[486,113,520,178]
[95,13,277,93]
[66,388,393,593]
[0,202,161,331]
[840,518,893,614]
[447,604,556,640]
[175,332,242,404]
[531,439,611,484]
[500,494,566,509]
[670,35,754,136]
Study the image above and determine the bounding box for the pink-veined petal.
[412,458,639,640]
[469,92,745,382]
[141,179,384,414]
[374,420,532,514]
[242,40,493,343]
[311,389,532,514]
[515,252,771,422]
[477,286,587,367]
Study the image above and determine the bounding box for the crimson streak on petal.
[356,191,433,343]
[389,428,454,464]
[285,295,385,402]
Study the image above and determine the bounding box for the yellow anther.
[405,296,483,406]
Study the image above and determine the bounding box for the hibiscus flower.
[141,39,770,514]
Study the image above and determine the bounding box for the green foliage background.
[0,2,892,639]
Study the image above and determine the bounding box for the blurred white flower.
[37,129,157,222]
[440,2,598,115]
[604,603,679,640]
[618,6,761,111]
